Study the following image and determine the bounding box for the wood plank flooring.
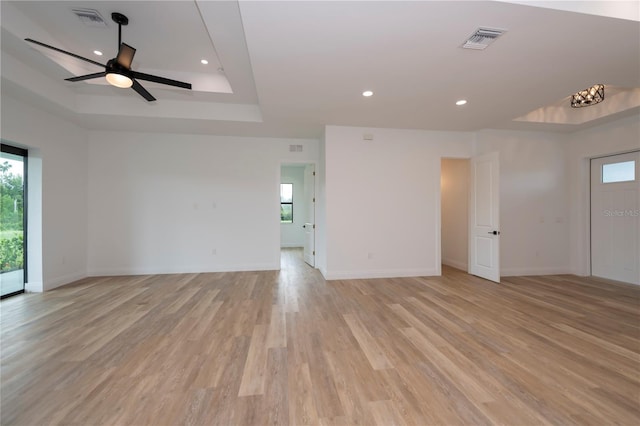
[1,248,639,425]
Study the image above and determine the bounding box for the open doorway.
[441,158,470,273]
[441,153,501,282]
[280,163,315,271]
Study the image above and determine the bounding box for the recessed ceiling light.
[362,90,373,97]
[456,99,467,106]
[93,50,103,56]
[200,59,209,65]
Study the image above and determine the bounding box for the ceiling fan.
[25,12,192,102]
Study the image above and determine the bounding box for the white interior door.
[303,164,315,267]
[591,151,640,285]
[469,152,500,283]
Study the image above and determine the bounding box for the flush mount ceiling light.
[571,84,604,108]
[93,50,103,56]
[456,99,467,106]
[200,59,208,65]
[362,90,373,97]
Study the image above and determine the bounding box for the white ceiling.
[1,0,639,138]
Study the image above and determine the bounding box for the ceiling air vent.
[72,8,108,27]
[289,145,303,152]
[462,27,505,50]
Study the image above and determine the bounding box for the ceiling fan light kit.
[105,71,133,88]
[25,12,192,101]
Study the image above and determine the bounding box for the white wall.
[1,94,88,291]
[87,131,319,275]
[441,158,469,271]
[565,115,640,276]
[4,90,636,288]
[316,134,327,276]
[324,125,472,279]
[280,165,306,247]
[474,129,570,276]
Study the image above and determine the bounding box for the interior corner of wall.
[469,131,479,156]
[318,265,328,279]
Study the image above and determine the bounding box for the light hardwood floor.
[1,248,639,425]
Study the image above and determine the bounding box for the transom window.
[280,183,293,223]
[602,160,635,183]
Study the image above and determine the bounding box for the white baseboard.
[323,265,571,280]
[87,262,280,277]
[318,265,328,279]
[280,244,304,248]
[501,266,571,277]
[45,271,87,291]
[25,281,43,293]
[324,268,439,281]
[442,258,468,272]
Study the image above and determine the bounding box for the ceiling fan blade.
[116,43,136,69]
[131,71,192,90]
[65,72,107,82]
[25,38,105,68]
[132,80,156,102]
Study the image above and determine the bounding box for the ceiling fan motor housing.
[106,58,131,77]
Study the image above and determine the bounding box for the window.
[1,144,28,298]
[602,160,635,183]
[280,183,293,223]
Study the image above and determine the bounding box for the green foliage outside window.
[0,235,23,272]
[281,204,293,222]
[1,161,24,272]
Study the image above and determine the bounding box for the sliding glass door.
[1,144,27,298]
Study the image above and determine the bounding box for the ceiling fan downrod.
[111,12,129,49]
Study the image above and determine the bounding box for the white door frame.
[589,150,640,284]
[570,149,640,278]
[278,160,318,267]
[303,164,316,267]
[438,154,501,282]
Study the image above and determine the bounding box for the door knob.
[488,230,500,235]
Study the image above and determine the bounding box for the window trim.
[1,143,28,298]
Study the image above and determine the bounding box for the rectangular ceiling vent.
[72,8,108,27]
[462,27,505,50]
[289,145,303,152]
